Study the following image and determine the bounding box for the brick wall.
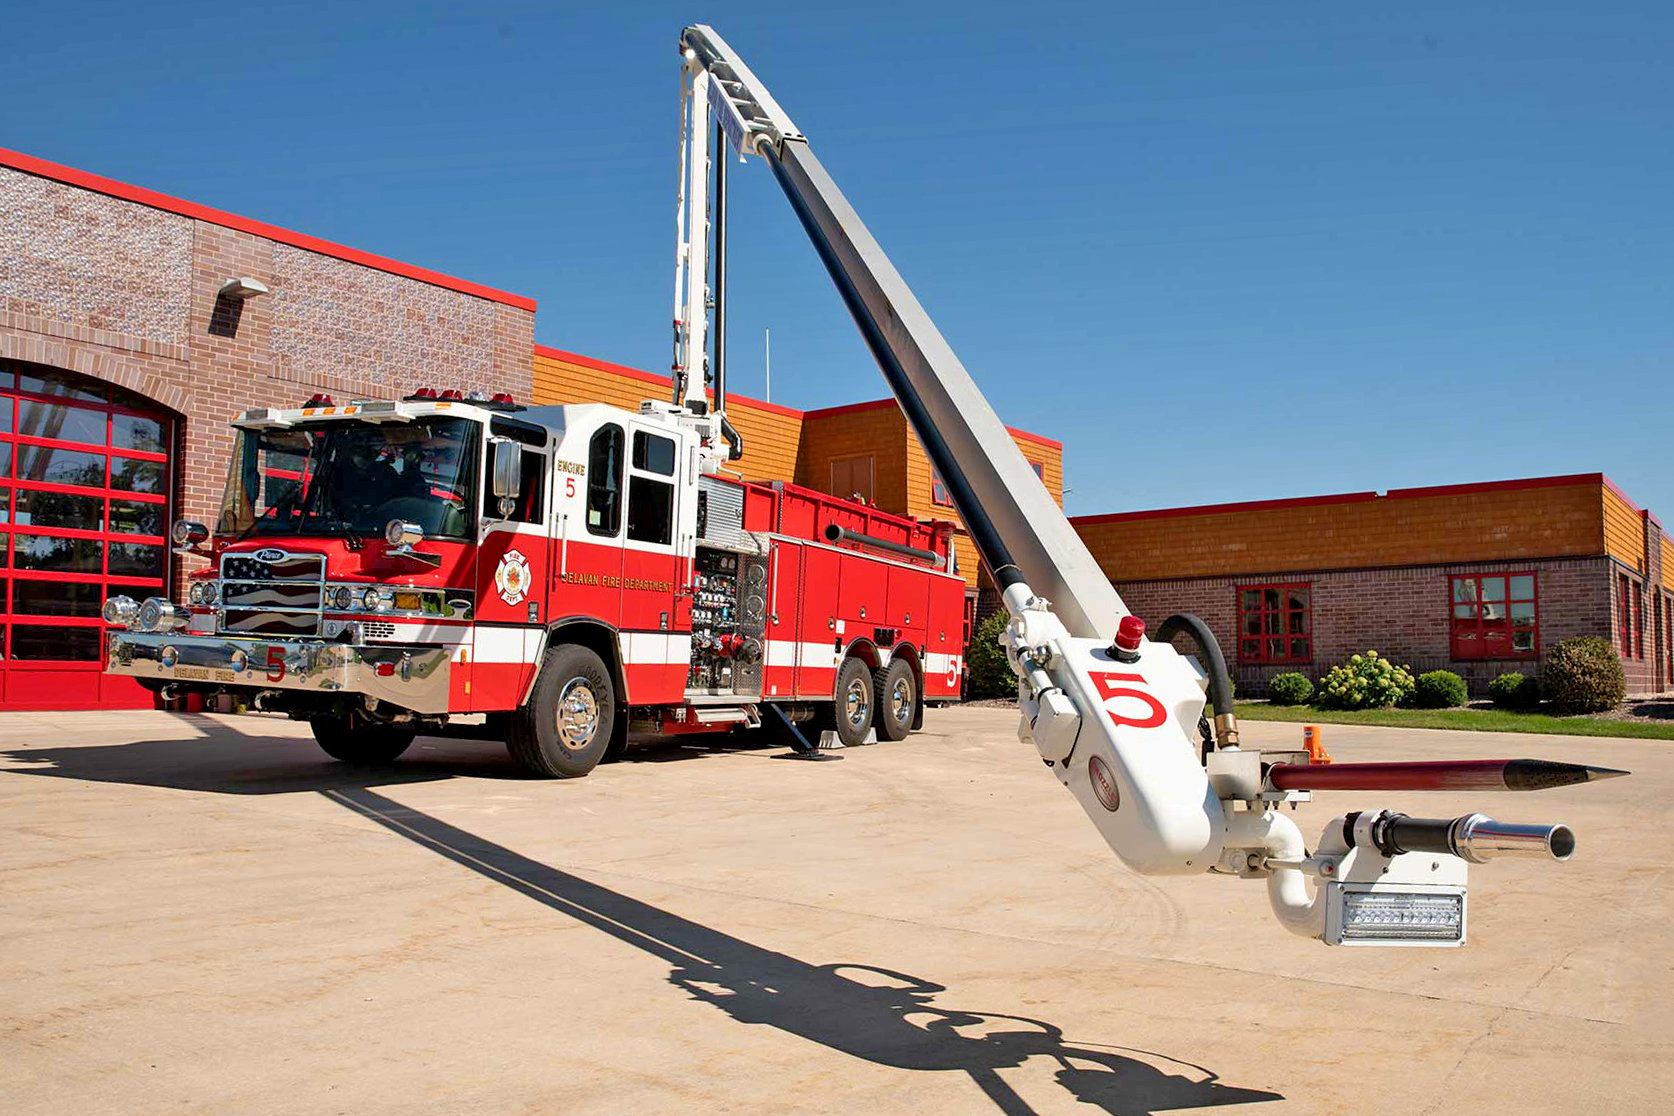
[0,162,535,597]
[1118,557,1617,697]
[1609,507,1668,695]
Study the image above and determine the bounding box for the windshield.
[219,417,481,541]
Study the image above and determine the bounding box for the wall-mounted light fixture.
[217,277,270,300]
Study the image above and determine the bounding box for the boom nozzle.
[1452,814,1575,863]
[1346,810,1575,864]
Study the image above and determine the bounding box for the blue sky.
[6,1,1670,517]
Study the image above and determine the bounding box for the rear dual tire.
[873,658,917,742]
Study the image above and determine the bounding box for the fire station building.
[1074,476,1673,698]
[1,146,1665,710]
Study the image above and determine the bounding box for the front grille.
[362,621,398,640]
[219,550,326,637]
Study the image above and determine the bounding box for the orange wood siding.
[1662,535,1674,591]
[902,432,1063,521]
[1603,485,1646,571]
[797,407,909,514]
[531,350,801,483]
[532,349,653,411]
[1073,480,1607,582]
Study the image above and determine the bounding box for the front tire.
[874,658,917,742]
[508,644,616,778]
[311,713,417,764]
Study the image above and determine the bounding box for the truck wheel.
[873,659,917,742]
[832,656,875,747]
[508,644,616,778]
[311,714,417,764]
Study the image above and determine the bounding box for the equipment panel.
[687,546,766,695]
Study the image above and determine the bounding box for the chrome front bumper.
[106,632,452,715]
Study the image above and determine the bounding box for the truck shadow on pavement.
[0,720,762,796]
[3,730,1281,1115]
[326,786,1282,1116]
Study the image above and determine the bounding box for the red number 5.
[266,646,287,682]
[1089,670,1167,730]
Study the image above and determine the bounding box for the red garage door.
[0,361,172,710]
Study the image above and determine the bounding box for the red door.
[0,360,172,710]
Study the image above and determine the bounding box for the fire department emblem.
[495,549,532,606]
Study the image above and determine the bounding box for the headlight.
[103,595,140,628]
[331,586,355,611]
[136,597,182,634]
[187,581,218,606]
[361,588,387,612]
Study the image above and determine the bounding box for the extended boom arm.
[675,24,1615,945]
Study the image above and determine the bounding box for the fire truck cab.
[103,390,967,777]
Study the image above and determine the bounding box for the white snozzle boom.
[673,24,1613,945]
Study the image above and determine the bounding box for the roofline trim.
[0,146,537,312]
[800,397,1063,451]
[1070,473,1628,527]
[533,345,1061,449]
[533,345,804,419]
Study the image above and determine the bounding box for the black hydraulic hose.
[710,121,743,461]
[719,414,744,461]
[824,523,945,568]
[1153,613,1237,750]
[761,142,1024,594]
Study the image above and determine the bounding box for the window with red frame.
[1666,595,1673,679]
[1237,583,1311,664]
[1618,573,1635,657]
[1451,573,1537,659]
[1028,461,1044,480]
[931,467,952,507]
[1633,588,1644,659]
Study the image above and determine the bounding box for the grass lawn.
[1237,701,1674,740]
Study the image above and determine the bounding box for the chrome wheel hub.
[891,677,912,724]
[844,678,870,728]
[556,678,600,750]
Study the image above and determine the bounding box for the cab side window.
[626,430,676,546]
[484,420,546,525]
[587,424,624,536]
[481,445,544,524]
[632,431,676,475]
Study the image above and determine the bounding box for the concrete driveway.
[0,707,1665,1114]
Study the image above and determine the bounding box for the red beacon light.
[302,393,334,408]
[1112,615,1145,663]
[437,388,464,401]
[490,392,515,406]
[408,386,439,400]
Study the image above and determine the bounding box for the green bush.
[1542,636,1625,714]
[1409,670,1468,709]
[1489,672,1542,711]
[964,611,1017,700]
[1314,650,1416,710]
[1266,672,1314,706]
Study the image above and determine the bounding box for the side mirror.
[491,439,522,516]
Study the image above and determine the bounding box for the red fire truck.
[102,389,968,777]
